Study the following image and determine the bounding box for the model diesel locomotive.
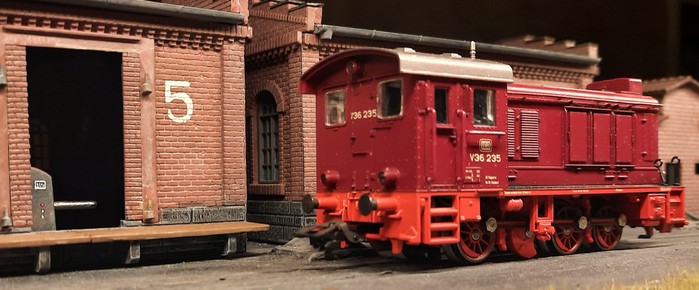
[298,47,687,263]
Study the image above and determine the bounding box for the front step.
[424,198,460,245]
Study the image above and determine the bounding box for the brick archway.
[247,80,287,114]
[245,80,286,196]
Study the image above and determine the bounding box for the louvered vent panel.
[507,109,515,158]
[520,110,540,159]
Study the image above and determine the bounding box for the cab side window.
[435,88,448,124]
[325,89,346,126]
[473,89,495,126]
[378,79,402,118]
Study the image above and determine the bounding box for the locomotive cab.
[301,49,513,192]
[301,48,513,194]
[301,48,514,254]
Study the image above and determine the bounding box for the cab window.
[378,79,402,118]
[325,89,346,126]
[473,89,495,126]
[435,88,448,124]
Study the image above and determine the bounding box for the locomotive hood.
[300,47,514,93]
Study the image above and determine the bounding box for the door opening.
[26,47,125,230]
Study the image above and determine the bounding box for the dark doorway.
[26,47,125,230]
[681,2,699,80]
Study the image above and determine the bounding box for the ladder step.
[430,207,458,217]
[426,237,460,245]
[430,222,458,231]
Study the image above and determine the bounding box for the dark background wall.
[316,0,699,81]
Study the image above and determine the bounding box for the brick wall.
[245,2,323,241]
[148,38,249,223]
[245,49,319,201]
[658,88,699,216]
[245,47,320,243]
[247,200,314,243]
[249,1,320,40]
[123,52,145,221]
[221,41,248,205]
[300,50,320,199]
[246,0,323,200]
[5,45,32,228]
[154,46,224,208]
[246,54,291,196]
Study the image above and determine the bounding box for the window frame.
[257,93,280,183]
[377,78,404,120]
[472,88,496,126]
[434,87,449,125]
[324,88,347,127]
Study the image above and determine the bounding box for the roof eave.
[314,24,601,66]
[26,0,245,25]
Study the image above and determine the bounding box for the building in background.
[314,0,699,82]
[644,76,699,218]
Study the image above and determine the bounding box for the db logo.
[479,139,493,152]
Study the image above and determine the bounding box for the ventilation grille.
[520,110,540,158]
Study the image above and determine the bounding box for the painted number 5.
[165,80,193,123]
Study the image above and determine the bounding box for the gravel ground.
[1,222,698,290]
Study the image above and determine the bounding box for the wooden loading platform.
[0,221,269,272]
[0,221,268,249]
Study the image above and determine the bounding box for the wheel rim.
[551,206,583,255]
[592,206,623,251]
[447,222,494,263]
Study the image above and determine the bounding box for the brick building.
[644,76,699,218]
[0,0,252,235]
[244,0,601,242]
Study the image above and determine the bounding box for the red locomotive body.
[299,48,686,262]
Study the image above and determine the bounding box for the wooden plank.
[0,222,268,249]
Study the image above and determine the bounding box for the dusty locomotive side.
[299,47,687,262]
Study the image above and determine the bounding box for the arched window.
[257,92,279,182]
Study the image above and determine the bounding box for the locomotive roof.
[301,48,514,93]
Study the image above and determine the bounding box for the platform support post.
[34,246,51,273]
[125,241,140,265]
[221,234,237,258]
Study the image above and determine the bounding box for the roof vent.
[395,47,416,53]
[586,78,642,95]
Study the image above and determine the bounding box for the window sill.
[249,183,285,196]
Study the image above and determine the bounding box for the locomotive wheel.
[550,206,584,255]
[536,238,554,257]
[592,206,623,251]
[506,228,537,259]
[443,222,494,263]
